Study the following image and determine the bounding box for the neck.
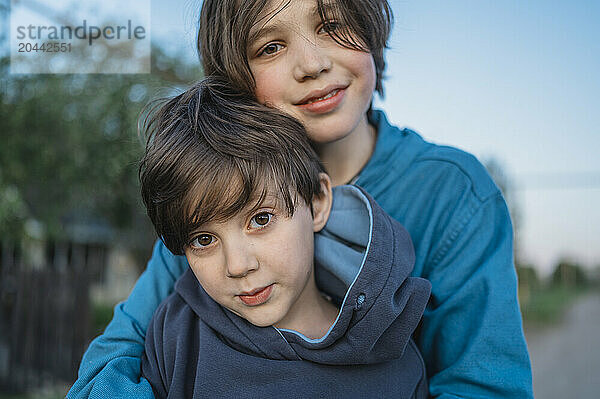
[314,114,376,186]
[275,274,338,340]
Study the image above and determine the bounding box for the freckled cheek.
[186,256,227,299]
[254,81,279,106]
[356,54,376,92]
[252,67,287,106]
[265,232,311,275]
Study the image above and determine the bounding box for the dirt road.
[525,292,600,398]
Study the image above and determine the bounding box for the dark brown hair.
[139,77,326,255]
[197,0,392,96]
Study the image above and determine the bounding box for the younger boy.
[138,78,432,398]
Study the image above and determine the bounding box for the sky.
[5,0,600,275]
[375,1,600,275]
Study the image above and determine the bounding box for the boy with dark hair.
[138,78,431,398]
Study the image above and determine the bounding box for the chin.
[244,313,279,328]
[307,127,352,144]
[305,118,361,144]
[251,319,278,328]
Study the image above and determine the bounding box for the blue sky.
[373,1,600,274]
[6,0,599,275]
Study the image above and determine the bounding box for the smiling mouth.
[301,89,340,105]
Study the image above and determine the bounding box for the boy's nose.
[293,41,332,82]
[224,241,259,278]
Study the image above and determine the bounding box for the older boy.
[138,78,431,398]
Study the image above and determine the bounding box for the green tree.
[551,259,588,288]
[0,45,202,258]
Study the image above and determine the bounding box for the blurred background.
[0,0,598,398]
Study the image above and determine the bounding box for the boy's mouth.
[295,85,347,113]
[301,89,340,104]
[295,85,347,106]
[238,284,274,306]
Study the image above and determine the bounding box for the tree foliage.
[0,46,202,249]
[551,259,588,288]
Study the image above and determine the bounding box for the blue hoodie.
[141,185,431,398]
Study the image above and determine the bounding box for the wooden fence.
[0,240,105,394]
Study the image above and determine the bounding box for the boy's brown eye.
[260,43,282,56]
[198,235,212,245]
[191,234,214,248]
[251,212,272,227]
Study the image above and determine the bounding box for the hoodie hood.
[175,185,431,366]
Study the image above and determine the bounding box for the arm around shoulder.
[67,240,187,399]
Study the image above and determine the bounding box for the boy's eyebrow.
[188,188,282,228]
[311,2,335,20]
[248,2,335,49]
[247,23,286,49]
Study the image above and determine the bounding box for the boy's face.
[246,0,376,145]
[184,180,331,329]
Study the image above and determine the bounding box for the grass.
[521,284,589,328]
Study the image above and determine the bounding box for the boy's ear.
[312,173,333,233]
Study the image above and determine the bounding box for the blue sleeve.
[418,192,533,398]
[67,240,188,399]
